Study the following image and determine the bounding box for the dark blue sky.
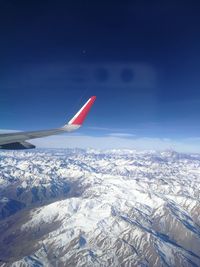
[1,1,200,145]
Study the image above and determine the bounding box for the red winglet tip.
[68,96,96,125]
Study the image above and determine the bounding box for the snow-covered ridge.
[0,149,200,267]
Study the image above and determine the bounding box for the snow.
[1,149,200,266]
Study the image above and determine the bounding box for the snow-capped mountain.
[0,149,200,267]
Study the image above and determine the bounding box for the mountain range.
[0,149,200,267]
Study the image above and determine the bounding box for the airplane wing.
[0,96,96,149]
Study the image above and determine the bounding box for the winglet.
[68,96,96,125]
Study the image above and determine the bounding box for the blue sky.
[1,1,200,152]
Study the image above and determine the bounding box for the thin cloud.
[31,134,200,153]
[1,128,200,153]
[86,126,138,132]
[86,126,125,131]
[108,133,135,137]
[0,129,21,133]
